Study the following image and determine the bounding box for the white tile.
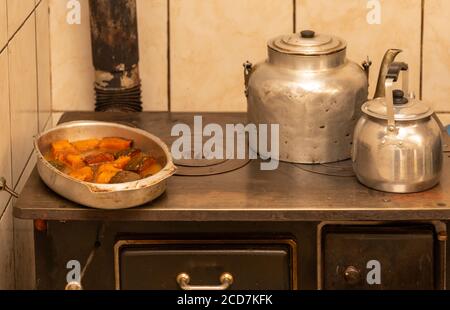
[7,0,35,38]
[423,0,450,112]
[14,149,37,195]
[49,0,94,111]
[52,112,63,127]
[438,113,450,127]
[296,0,422,99]
[0,50,12,217]
[8,14,38,186]
[49,0,168,112]
[36,0,52,131]
[170,0,293,112]
[0,0,7,50]
[137,0,168,111]
[0,202,15,289]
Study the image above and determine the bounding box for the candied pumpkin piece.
[112,156,131,169]
[51,140,78,161]
[95,164,121,184]
[69,166,94,182]
[51,140,75,153]
[98,137,132,151]
[84,152,115,165]
[139,157,162,178]
[72,139,100,152]
[64,154,86,169]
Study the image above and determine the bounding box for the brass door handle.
[65,281,83,290]
[176,272,233,291]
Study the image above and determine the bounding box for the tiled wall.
[0,0,51,289]
[47,0,449,117]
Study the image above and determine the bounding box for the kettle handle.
[385,62,409,132]
[243,61,254,97]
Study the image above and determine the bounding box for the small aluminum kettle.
[352,61,443,193]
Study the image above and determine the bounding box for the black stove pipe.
[89,0,142,112]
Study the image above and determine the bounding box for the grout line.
[419,0,425,100]
[47,2,54,119]
[293,0,297,33]
[0,0,42,54]
[167,0,171,112]
[35,4,40,132]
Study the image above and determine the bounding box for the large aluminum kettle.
[244,29,402,164]
[352,61,443,193]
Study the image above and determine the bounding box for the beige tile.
[423,0,450,112]
[0,0,7,49]
[14,147,37,195]
[7,0,35,38]
[0,202,15,289]
[36,0,52,130]
[137,0,168,111]
[49,0,95,111]
[49,0,168,112]
[170,0,293,112]
[52,112,63,127]
[0,50,12,217]
[8,14,38,186]
[296,0,422,99]
[438,113,450,127]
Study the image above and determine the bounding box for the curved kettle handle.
[243,61,254,97]
[385,62,409,132]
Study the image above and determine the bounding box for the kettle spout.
[373,49,402,98]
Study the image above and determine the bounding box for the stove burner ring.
[174,157,228,167]
[292,159,355,177]
[162,135,251,176]
[175,158,251,176]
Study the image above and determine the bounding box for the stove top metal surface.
[13,112,450,222]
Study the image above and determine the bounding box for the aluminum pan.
[34,121,176,209]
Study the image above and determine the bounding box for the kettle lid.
[269,30,346,55]
[362,90,434,121]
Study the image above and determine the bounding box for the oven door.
[114,239,297,290]
[320,224,445,290]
